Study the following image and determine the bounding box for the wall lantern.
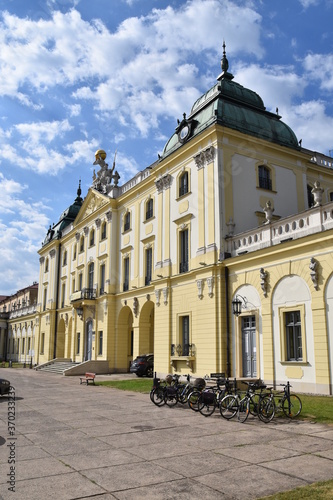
[232,295,247,316]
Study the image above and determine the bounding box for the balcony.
[70,288,96,303]
[170,343,196,370]
[225,201,333,257]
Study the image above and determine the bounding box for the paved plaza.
[0,369,333,499]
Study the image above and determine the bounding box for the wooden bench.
[80,372,96,385]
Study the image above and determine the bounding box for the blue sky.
[1,0,333,295]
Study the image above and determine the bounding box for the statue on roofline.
[92,149,120,194]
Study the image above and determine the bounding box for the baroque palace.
[1,46,333,394]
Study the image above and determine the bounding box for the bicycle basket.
[165,374,173,385]
[201,390,215,404]
[193,378,206,391]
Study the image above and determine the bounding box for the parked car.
[130,354,154,377]
[0,378,10,396]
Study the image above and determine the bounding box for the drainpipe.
[225,266,231,377]
[53,242,61,360]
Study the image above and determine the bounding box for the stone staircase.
[36,359,81,374]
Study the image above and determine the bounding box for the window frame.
[179,170,189,198]
[123,256,130,291]
[179,228,189,273]
[279,305,307,364]
[258,165,272,191]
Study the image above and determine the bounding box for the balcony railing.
[70,288,96,302]
[171,343,196,357]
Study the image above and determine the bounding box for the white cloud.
[303,53,333,91]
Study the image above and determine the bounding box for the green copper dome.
[42,182,83,246]
[162,44,299,158]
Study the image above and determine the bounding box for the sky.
[1,0,333,296]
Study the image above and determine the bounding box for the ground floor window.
[77,332,80,355]
[285,310,302,361]
[98,331,103,355]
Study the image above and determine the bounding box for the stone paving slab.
[81,461,183,492]
[195,464,307,499]
[0,471,106,500]
[0,368,332,500]
[262,453,333,483]
[114,477,229,499]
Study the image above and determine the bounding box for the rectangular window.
[22,338,25,354]
[77,332,80,355]
[124,212,130,232]
[98,331,103,355]
[180,229,189,273]
[100,264,105,294]
[40,332,45,354]
[145,248,152,285]
[258,165,272,190]
[285,311,302,361]
[43,288,47,311]
[61,283,66,308]
[79,273,83,291]
[123,257,129,291]
[181,315,190,355]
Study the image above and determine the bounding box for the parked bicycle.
[197,376,234,417]
[220,380,271,423]
[259,382,302,422]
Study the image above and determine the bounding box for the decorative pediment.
[74,189,110,225]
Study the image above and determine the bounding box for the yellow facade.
[1,52,333,394]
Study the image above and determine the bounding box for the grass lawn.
[259,479,333,499]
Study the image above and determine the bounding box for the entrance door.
[242,315,256,377]
[86,320,93,361]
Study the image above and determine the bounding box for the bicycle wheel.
[237,398,250,423]
[151,387,166,406]
[164,387,178,407]
[198,391,216,417]
[220,394,238,420]
[177,385,188,404]
[258,394,275,423]
[249,393,260,416]
[282,394,302,418]
[187,390,201,412]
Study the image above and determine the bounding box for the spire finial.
[77,179,81,198]
[221,40,229,73]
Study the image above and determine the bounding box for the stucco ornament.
[309,257,318,290]
[260,268,268,297]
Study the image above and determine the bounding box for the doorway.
[242,315,256,377]
[85,319,93,361]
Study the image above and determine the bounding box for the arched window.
[90,229,95,247]
[258,165,272,190]
[146,198,153,220]
[179,171,189,197]
[101,222,107,240]
[124,212,130,231]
